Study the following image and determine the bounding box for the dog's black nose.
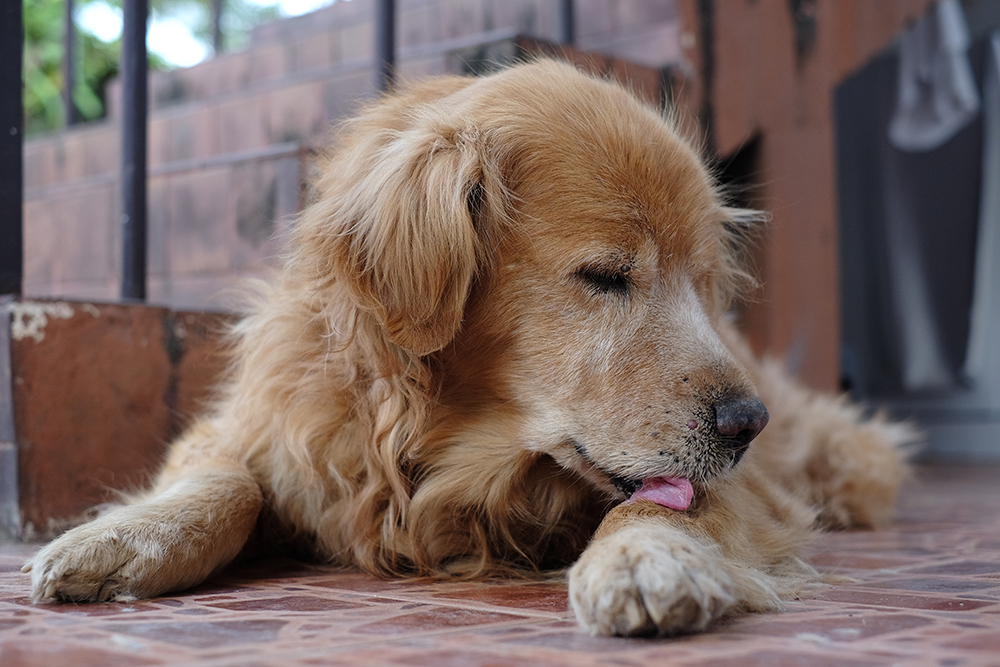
[714,397,769,449]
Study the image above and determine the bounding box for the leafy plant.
[23,0,282,135]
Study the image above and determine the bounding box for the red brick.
[168,167,232,275]
[6,300,230,536]
[340,21,375,61]
[228,153,301,271]
[614,0,680,31]
[176,104,223,162]
[250,42,291,86]
[22,140,57,189]
[26,280,118,303]
[25,185,118,291]
[398,54,451,80]
[574,0,615,39]
[216,96,269,154]
[228,159,281,270]
[53,131,89,182]
[148,115,175,165]
[439,0,487,40]
[323,69,376,122]
[266,81,326,144]
[172,310,233,423]
[12,302,170,534]
[22,199,58,290]
[161,271,269,311]
[584,23,682,68]
[290,29,337,71]
[196,51,253,98]
[399,3,443,49]
[148,175,172,278]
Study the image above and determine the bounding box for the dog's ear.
[302,111,492,356]
[710,206,768,315]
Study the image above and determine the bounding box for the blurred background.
[2,0,1000,538]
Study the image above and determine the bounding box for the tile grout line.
[293,586,573,621]
[68,612,581,664]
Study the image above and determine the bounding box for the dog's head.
[298,60,768,506]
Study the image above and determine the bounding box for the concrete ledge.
[0,298,231,541]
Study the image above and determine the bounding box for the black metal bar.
[0,0,23,295]
[697,0,716,157]
[1,296,19,541]
[121,0,149,301]
[212,0,224,55]
[374,0,395,92]
[64,0,78,126]
[558,0,575,46]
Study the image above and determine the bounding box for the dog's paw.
[568,524,736,636]
[25,470,262,604]
[23,508,181,603]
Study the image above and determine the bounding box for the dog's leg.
[719,326,914,529]
[749,359,915,529]
[569,516,737,636]
[569,474,816,636]
[789,400,913,529]
[24,422,262,602]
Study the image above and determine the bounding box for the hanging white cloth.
[883,0,982,391]
[889,0,980,151]
[963,33,1000,398]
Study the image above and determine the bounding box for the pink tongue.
[626,476,694,510]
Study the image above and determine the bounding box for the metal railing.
[5,0,578,302]
[375,0,396,93]
[1,1,23,296]
[120,0,149,301]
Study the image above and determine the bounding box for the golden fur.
[25,60,912,636]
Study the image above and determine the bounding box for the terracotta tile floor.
[2,464,999,666]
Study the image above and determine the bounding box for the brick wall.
[0,298,232,539]
[23,0,683,311]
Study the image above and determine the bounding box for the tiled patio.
[1,464,998,666]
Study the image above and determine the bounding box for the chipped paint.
[5,302,76,343]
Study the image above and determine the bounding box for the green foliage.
[23,0,75,134]
[219,1,283,53]
[23,0,282,135]
[156,0,282,53]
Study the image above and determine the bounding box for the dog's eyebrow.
[578,249,639,268]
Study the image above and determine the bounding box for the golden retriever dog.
[25,60,911,636]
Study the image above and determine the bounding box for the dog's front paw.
[23,507,184,603]
[568,524,736,636]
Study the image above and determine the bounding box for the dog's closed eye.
[576,264,633,296]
